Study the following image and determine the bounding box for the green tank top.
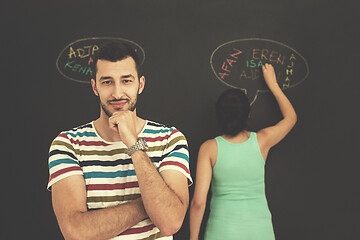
[205,132,275,240]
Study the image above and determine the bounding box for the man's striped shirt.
[47,120,192,239]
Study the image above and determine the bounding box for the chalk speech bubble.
[56,37,145,83]
[210,38,309,104]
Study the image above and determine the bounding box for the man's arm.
[130,150,189,236]
[110,111,190,236]
[52,175,147,240]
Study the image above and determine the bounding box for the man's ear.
[91,78,99,96]
[138,75,145,94]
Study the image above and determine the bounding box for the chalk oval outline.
[210,38,309,103]
[56,37,146,84]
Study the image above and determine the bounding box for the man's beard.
[100,96,138,118]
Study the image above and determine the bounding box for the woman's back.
[205,132,275,240]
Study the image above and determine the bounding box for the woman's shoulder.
[201,138,217,149]
[198,138,218,156]
[199,138,218,167]
[199,138,218,156]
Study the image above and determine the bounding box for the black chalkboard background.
[2,0,359,239]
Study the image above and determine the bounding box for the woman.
[189,63,297,240]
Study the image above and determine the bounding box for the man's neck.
[93,110,146,143]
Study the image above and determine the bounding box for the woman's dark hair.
[91,41,142,77]
[216,89,251,136]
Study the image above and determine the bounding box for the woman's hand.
[262,63,279,90]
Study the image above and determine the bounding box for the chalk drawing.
[210,38,309,105]
[56,37,145,84]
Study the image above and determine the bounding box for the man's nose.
[112,82,124,99]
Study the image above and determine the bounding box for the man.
[48,41,192,240]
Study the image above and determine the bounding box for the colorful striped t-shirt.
[47,120,192,240]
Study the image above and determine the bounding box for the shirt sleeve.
[47,132,83,190]
[158,128,193,186]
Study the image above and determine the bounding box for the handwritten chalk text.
[218,48,242,80]
[64,60,93,76]
[252,49,285,65]
[68,45,99,59]
[283,54,296,89]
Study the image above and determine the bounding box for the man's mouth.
[109,100,128,109]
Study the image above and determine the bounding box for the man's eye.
[123,79,132,84]
[102,81,111,85]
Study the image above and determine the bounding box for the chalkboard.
[2,1,359,239]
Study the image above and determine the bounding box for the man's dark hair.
[91,41,142,78]
[216,89,251,136]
